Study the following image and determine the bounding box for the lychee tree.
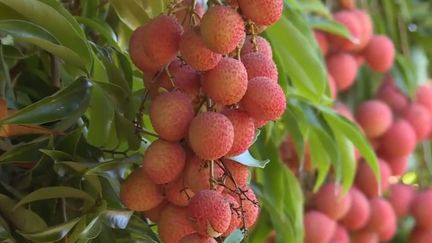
[0,0,431,242]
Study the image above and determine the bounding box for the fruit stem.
[210,160,216,189]
[164,65,176,89]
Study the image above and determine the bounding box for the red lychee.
[222,193,241,237]
[241,36,273,59]
[330,225,349,243]
[340,0,356,10]
[164,178,195,207]
[184,155,224,193]
[227,186,260,228]
[158,205,196,242]
[387,156,409,176]
[241,52,278,81]
[237,0,283,26]
[409,228,432,243]
[326,53,358,91]
[180,233,217,243]
[223,110,255,156]
[312,183,352,220]
[328,11,362,51]
[364,35,395,73]
[377,75,409,113]
[314,31,329,56]
[150,91,194,142]
[402,103,432,141]
[364,198,397,241]
[143,201,167,223]
[351,9,373,51]
[416,84,432,114]
[411,189,432,229]
[355,159,391,197]
[351,231,379,243]
[355,100,393,138]
[304,210,336,243]
[222,159,250,190]
[388,184,415,218]
[129,26,161,73]
[340,187,370,230]
[379,119,417,159]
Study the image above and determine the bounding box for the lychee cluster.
[122,0,285,242]
[314,1,396,94]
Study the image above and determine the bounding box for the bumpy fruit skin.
[241,36,273,59]
[200,6,245,54]
[351,231,379,243]
[379,119,417,159]
[143,201,167,223]
[330,225,349,243]
[223,110,255,156]
[228,186,259,228]
[313,183,352,220]
[241,52,278,81]
[237,0,283,26]
[326,53,358,91]
[180,233,217,243]
[129,26,161,72]
[158,205,196,243]
[409,228,432,243]
[142,15,183,67]
[157,59,201,100]
[355,100,393,138]
[120,169,164,211]
[416,84,432,114]
[340,187,370,230]
[164,178,195,207]
[314,31,329,56]
[364,35,395,73]
[222,193,241,237]
[402,103,432,141]
[304,210,336,243]
[328,11,362,51]
[388,184,415,218]
[142,139,186,184]
[377,75,409,113]
[411,189,432,229]
[184,156,224,193]
[180,27,222,71]
[150,91,194,141]
[355,159,391,197]
[222,159,250,190]
[202,58,248,105]
[241,77,286,121]
[364,198,397,241]
[351,9,373,51]
[188,190,232,237]
[387,156,409,176]
[188,112,234,160]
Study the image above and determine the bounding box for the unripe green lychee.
[188,112,234,160]
[328,11,362,51]
[241,77,286,121]
[222,193,241,237]
[411,189,432,229]
[200,6,245,54]
[142,15,183,67]
[314,31,329,56]
[326,52,358,91]
[120,169,164,211]
[364,198,397,241]
[223,110,255,156]
[304,210,336,243]
[355,159,391,197]
[313,183,352,220]
[222,159,250,190]
[355,100,393,138]
[150,91,194,142]
[129,26,161,73]
[241,52,278,81]
[402,103,432,141]
[202,58,248,106]
[378,119,417,159]
[180,27,222,71]
[180,233,217,243]
[237,0,283,26]
[364,35,395,73]
[388,184,415,218]
[142,139,186,184]
[158,205,196,243]
[164,178,195,207]
[340,187,370,230]
[241,36,273,59]
[184,155,224,193]
[188,190,232,237]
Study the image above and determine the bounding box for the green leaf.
[228,150,270,168]
[75,16,121,51]
[14,186,95,212]
[108,0,150,29]
[102,209,133,229]
[308,17,351,39]
[0,139,48,163]
[0,77,92,125]
[18,218,80,243]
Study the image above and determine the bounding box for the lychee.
[340,187,370,230]
[351,9,373,51]
[377,75,409,113]
[226,186,260,228]
[334,103,355,122]
[364,198,397,241]
[129,26,161,73]
[241,52,278,81]
[330,225,349,243]
[387,156,409,176]
[237,0,283,26]
[312,183,352,220]
[202,58,248,106]
[279,136,313,172]
[174,0,205,30]
[142,15,183,67]
[188,112,234,160]
[314,31,329,56]
[355,159,391,197]
[410,189,432,229]
[241,77,286,121]
[340,0,356,10]
[402,103,432,141]
[416,84,432,114]
[143,201,167,223]
[164,178,195,207]
[188,190,232,237]
[304,210,336,243]
[149,91,194,141]
[184,155,224,193]
[326,53,358,91]
[351,231,379,243]
[379,119,417,159]
[200,6,245,54]
[158,205,196,243]
[222,159,250,190]
[328,11,362,51]
[120,169,164,211]
[180,27,222,71]
[388,184,415,218]
[222,193,241,237]
[142,139,186,184]
[355,100,393,138]
[364,35,395,73]
[409,228,432,243]
[180,233,217,243]
[241,36,273,59]
[328,74,337,99]
[223,110,255,156]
